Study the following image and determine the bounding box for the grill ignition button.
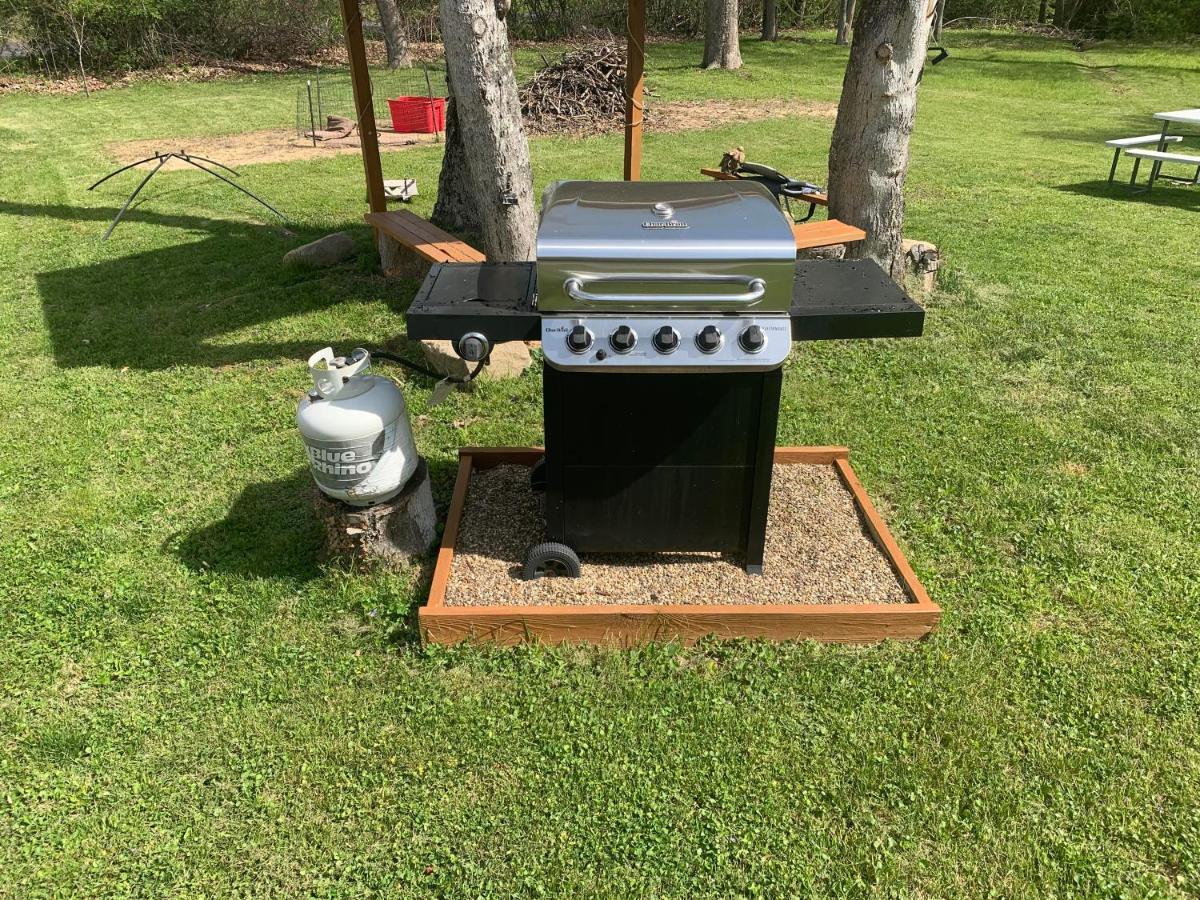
[696,325,723,354]
[566,325,593,354]
[609,325,637,354]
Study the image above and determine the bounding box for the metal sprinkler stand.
[88,150,287,240]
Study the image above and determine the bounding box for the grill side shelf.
[406,262,540,343]
[790,260,925,342]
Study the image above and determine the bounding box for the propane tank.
[297,347,418,506]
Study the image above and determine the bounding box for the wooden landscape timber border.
[421,446,940,646]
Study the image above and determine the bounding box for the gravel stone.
[443,463,909,607]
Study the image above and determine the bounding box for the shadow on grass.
[170,468,325,581]
[9,200,421,371]
[1056,178,1200,210]
[169,459,460,646]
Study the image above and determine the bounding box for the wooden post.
[339,0,387,213]
[623,0,645,181]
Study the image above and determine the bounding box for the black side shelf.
[406,262,539,342]
[790,259,925,341]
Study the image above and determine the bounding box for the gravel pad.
[443,463,909,607]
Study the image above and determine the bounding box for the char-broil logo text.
[641,220,689,229]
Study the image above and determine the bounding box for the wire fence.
[294,62,448,141]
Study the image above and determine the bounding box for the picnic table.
[1153,108,1200,147]
[1108,109,1200,192]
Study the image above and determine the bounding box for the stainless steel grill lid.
[536,180,797,313]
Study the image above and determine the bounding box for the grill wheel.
[523,541,581,580]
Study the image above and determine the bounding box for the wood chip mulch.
[443,463,909,607]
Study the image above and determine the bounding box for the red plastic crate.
[387,96,446,134]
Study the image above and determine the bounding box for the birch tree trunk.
[762,0,778,41]
[836,0,851,44]
[702,0,742,69]
[432,90,481,234]
[932,0,945,41]
[827,0,934,281]
[437,0,536,261]
[374,0,411,68]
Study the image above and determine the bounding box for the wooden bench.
[793,220,866,252]
[365,209,485,278]
[1125,147,1200,192]
[1105,134,1182,183]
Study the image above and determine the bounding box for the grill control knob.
[738,324,766,354]
[566,325,593,354]
[652,326,679,354]
[609,325,637,354]
[696,325,723,354]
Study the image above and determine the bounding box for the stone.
[314,457,437,566]
[901,238,941,293]
[283,232,357,268]
[419,339,532,379]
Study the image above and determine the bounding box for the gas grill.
[407,180,924,579]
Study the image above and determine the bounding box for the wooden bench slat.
[699,167,829,206]
[394,212,486,262]
[367,211,482,263]
[365,210,485,264]
[793,220,866,250]
[366,212,463,263]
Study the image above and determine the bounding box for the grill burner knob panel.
[566,325,593,354]
[609,325,638,354]
[540,316,791,371]
[738,325,766,354]
[696,325,723,354]
[652,326,680,354]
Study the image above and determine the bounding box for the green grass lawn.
[2,30,1199,896]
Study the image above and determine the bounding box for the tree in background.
[702,0,742,68]
[836,0,856,43]
[827,0,934,280]
[762,0,778,40]
[436,0,536,260]
[373,0,411,67]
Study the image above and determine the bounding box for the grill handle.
[563,274,767,305]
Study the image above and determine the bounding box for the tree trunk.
[702,0,742,69]
[374,0,411,68]
[762,0,778,40]
[932,0,945,41]
[432,90,481,234]
[836,0,851,44]
[437,0,536,261]
[827,0,934,282]
[1038,0,1049,24]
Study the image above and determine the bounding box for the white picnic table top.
[1154,109,1200,125]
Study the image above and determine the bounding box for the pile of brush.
[520,43,641,135]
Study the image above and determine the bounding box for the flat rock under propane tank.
[419,339,532,380]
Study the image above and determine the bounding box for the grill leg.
[1108,147,1121,184]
